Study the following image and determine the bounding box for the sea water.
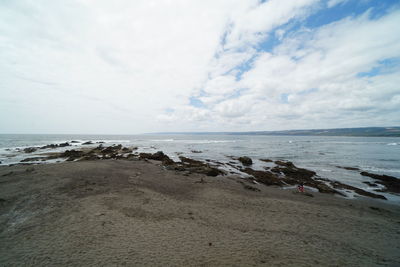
[0,134,399,201]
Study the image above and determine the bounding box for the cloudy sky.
[1,0,399,134]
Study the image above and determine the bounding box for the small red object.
[298,184,304,193]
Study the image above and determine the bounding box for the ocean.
[1,134,399,202]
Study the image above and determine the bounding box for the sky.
[1,0,400,134]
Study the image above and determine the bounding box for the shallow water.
[1,134,399,201]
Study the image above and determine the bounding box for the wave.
[149,139,239,144]
[387,143,398,146]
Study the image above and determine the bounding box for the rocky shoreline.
[1,142,400,266]
[7,142,400,201]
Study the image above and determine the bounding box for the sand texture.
[1,160,400,266]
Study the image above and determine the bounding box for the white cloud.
[1,0,399,133]
[195,8,400,130]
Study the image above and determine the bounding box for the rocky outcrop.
[271,161,316,183]
[40,144,58,149]
[178,156,224,176]
[242,168,283,186]
[23,147,38,153]
[238,156,253,166]
[140,151,175,165]
[61,150,86,161]
[58,142,70,147]
[360,172,400,193]
[330,181,386,200]
[40,142,71,149]
[336,166,360,171]
[82,141,94,145]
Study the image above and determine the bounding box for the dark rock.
[70,141,80,143]
[315,183,344,196]
[61,150,85,161]
[242,168,283,186]
[336,166,360,171]
[96,141,105,144]
[363,181,378,187]
[360,172,400,193]
[82,141,93,145]
[179,156,203,165]
[23,147,37,153]
[100,145,123,158]
[204,167,221,177]
[238,156,253,166]
[272,162,316,183]
[122,147,132,153]
[58,142,70,147]
[40,144,58,149]
[178,156,223,176]
[191,150,202,153]
[140,151,175,165]
[330,181,386,200]
[260,159,273,162]
[20,157,48,162]
[275,160,295,168]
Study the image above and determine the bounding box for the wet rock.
[101,145,121,154]
[260,159,273,162]
[336,166,360,171]
[61,150,85,161]
[271,161,316,183]
[363,181,378,187]
[82,141,93,145]
[203,167,221,177]
[238,156,253,166]
[40,144,58,149]
[191,150,202,153]
[23,147,37,153]
[360,172,400,193]
[330,181,386,200]
[315,183,344,196]
[20,157,48,162]
[70,141,80,143]
[122,147,132,153]
[58,142,70,147]
[242,168,283,186]
[79,154,101,161]
[178,156,224,176]
[139,151,175,165]
[275,160,295,168]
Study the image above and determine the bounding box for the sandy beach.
[1,158,399,266]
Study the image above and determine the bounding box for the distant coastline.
[152,127,400,137]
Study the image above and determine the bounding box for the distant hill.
[154,127,400,137]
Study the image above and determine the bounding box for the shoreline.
[1,159,400,266]
[1,141,399,203]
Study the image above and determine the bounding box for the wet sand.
[1,159,400,266]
